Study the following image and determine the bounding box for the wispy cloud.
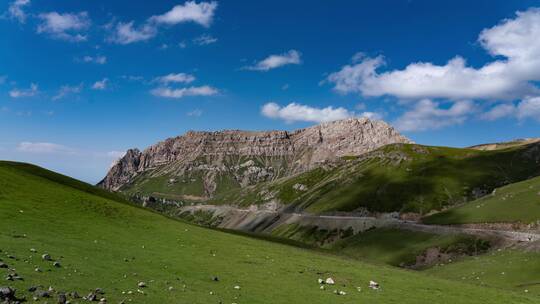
[92,78,109,90]
[193,34,217,45]
[81,55,107,64]
[8,0,30,23]
[52,84,82,100]
[9,83,38,98]
[244,50,301,71]
[151,85,218,99]
[37,11,91,42]
[155,73,195,84]
[17,142,75,154]
[187,109,203,117]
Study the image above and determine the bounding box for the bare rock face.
[98,118,412,192]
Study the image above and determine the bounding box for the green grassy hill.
[2,161,536,303]
[423,175,540,225]
[212,143,540,214]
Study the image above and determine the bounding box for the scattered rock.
[85,292,97,301]
[5,273,23,281]
[57,293,67,304]
[233,285,241,290]
[293,183,308,191]
[137,282,146,288]
[70,291,80,299]
[0,286,16,301]
[28,286,39,292]
[212,276,219,282]
[317,278,324,284]
[35,290,50,298]
[53,261,61,268]
[42,254,52,261]
[369,280,380,290]
[30,248,37,253]
[0,262,7,269]
[325,278,335,285]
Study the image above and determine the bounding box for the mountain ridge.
[98,118,412,195]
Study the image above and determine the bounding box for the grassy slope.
[2,162,534,303]
[424,176,540,225]
[426,250,540,295]
[328,228,488,267]
[213,143,540,214]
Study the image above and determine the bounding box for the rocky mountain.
[98,118,412,199]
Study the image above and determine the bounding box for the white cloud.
[481,104,516,121]
[8,0,30,23]
[106,150,126,159]
[516,96,540,121]
[245,50,302,71]
[358,111,383,120]
[108,21,157,44]
[0,75,7,84]
[327,8,540,102]
[17,142,75,154]
[109,1,217,45]
[187,109,203,117]
[53,84,82,100]
[82,55,107,64]
[155,73,195,84]
[151,85,218,99]
[394,99,475,132]
[9,83,38,98]
[261,102,354,123]
[488,96,540,122]
[92,78,108,90]
[193,34,217,45]
[149,1,217,27]
[37,11,91,42]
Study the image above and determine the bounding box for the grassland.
[3,161,536,303]
[424,176,540,225]
[328,228,490,267]
[426,250,540,295]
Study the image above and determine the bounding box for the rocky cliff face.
[98,118,412,195]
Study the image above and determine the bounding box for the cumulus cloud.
[53,84,82,100]
[261,102,355,123]
[37,11,91,42]
[327,8,540,102]
[8,0,30,23]
[17,142,75,154]
[481,103,516,121]
[92,78,108,90]
[149,1,217,27]
[82,55,107,64]
[394,99,475,132]
[193,34,217,45]
[108,1,217,44]
[9,83,38,98]
[151,85,218,99]
[244,50,302,71]
[155,73,195,84]
[516,96,540,121]
[482,96,540,122]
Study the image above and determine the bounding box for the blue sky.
[2,0,540,183]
